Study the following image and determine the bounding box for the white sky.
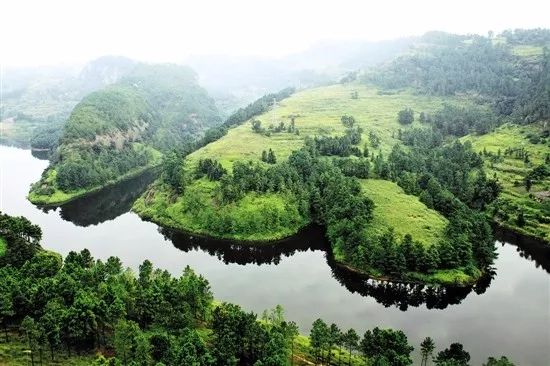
[1,0,549,67]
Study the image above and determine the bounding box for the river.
[1,145,549,365]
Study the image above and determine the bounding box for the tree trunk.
[50,344,54,361]
[30,350,35,366]
[291,340,294,366]
[3,323,8,343]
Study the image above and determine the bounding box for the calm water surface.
[1,145,549,365]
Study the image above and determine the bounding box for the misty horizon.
[2,0,549,68]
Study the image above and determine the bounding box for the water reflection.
[162,224,498,310]
[161,224,327,265]
[327,256,494,311]
[33,160,548,312]
[39,170,158,227]
[493,227,550,274]
[30,149,51,160]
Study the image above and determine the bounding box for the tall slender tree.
[420,337,436,366]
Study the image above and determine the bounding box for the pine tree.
[420,337,435,366]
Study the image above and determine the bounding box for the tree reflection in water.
[37,169,158,227]
[161,224,497,311]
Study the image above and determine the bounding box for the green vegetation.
[28,63,221,205]
[136,80,500,284]
[366,29,550,243]
[0,236,6,257]
[135,179,308,241]
[462,123,550,242]
[359,179,447,244]
[0,337,95,365]
[187,84,461,167]
[0,212,515,366]
[511,45,544,57]
[28,147,162,206]
[135,83,500,284]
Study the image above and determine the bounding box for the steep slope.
[29,64,221,205]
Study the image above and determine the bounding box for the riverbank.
[331,252,482,287]
[28,163,161,206]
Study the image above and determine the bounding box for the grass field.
[462,123,550,242]
[0,236,6,257]
[187,84,467,169]
[511,45,545,57]
[134,178,309,241]
[360,179,447,245]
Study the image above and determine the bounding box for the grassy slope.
[188,84,463,168]
[462,123,550,242]
[0,236,6,256]
[29,144,162,206]
[511,45,545,57]
[360,179,448,245]
[136,84,452,243]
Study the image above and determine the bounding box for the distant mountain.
[78,55,136,92]
[185,37,417,114]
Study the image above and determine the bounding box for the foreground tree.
[361,327,413,366]
[420,336,436,366]
[310,318,329,363]
[342,328,359,366]
[483,356,515,366]
[435,343,470,366]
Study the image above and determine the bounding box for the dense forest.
[368,30,550,124]
[0,212,515,365]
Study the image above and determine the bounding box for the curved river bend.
[1,145,549,365]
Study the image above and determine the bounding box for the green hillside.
[463,123,550,241]
[133,83,487,285]
[360,179,448,245]
[28,64,221,205]
[135,84,451,241]
[187,84,462,168]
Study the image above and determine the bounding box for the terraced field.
[188,84,462,169]
[463,123,550,241]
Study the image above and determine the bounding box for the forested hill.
[0,211,516,365]
[365,29,550,241]
[28,63,221,205]
[134,29,549,288]
[367,29,550,123]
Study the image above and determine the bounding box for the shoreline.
[28,163,162,207]
[133,207,485,287]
